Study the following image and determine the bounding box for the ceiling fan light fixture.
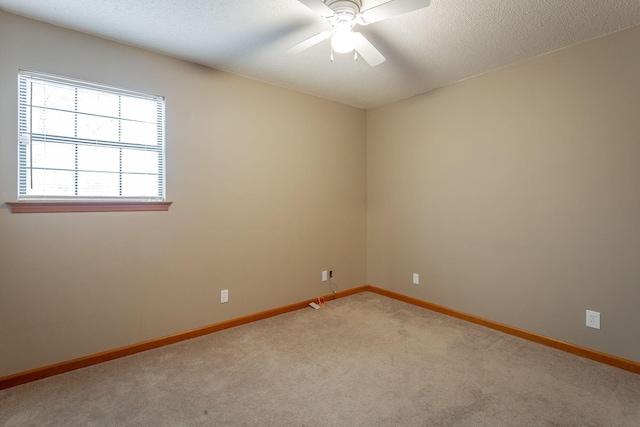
[331,28,356,53]
[287,0,430,66]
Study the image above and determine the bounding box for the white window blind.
[18,71,166,200]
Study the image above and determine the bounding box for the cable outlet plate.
[586,310,600,329]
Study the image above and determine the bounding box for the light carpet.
[2,292,640,426]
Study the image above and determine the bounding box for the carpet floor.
[2,291,640,426]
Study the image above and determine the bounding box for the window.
[17,71,166,204]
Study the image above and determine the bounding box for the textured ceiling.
[1,0,639,109]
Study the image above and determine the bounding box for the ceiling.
[1,0,639,109]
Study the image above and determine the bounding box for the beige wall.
[368,25,640,362]
[0,11,367,377]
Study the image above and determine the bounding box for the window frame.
[9,70,170,213]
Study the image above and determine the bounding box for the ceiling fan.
[284,0,431,67]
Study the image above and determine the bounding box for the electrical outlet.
[221,289,228,304]
[413,273,419,285]
[322,270,328,282]
[329,270,333,278]
[586,310,600,329]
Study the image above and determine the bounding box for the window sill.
[6,201,173,214]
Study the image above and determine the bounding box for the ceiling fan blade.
[297,0,335,17]
[353,33,386,67]
[284,31,333,56]
[358,0,430,25]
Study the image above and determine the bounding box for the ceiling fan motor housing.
[327,0,361,33]
[326,0,362,14]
